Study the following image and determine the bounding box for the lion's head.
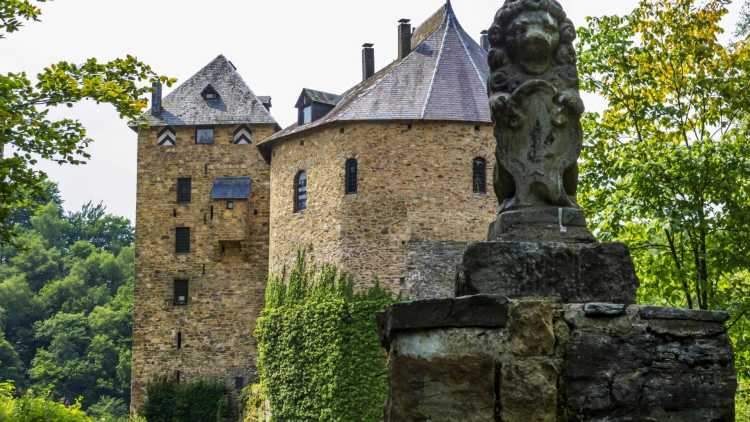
[488,0,577,79]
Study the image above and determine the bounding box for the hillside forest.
[0,183,134,420]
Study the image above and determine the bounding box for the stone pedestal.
[378,296,737,421]
[457,241,639,304]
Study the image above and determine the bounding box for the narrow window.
[294,171,308,213]
[235,377,245,390]
[473,157,487,194]
[227,200,235,210]
[177,178,192,203]
[174,280,189,306]
[175,227,190,253]
[345,158,358,194]
[196,127,214,144]
[175,370,181,383]
[176,331,182,349]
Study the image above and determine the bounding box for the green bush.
[0,381,93,422]
[139,377,230,422]
[255,252,395,422]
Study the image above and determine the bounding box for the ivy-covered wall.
[254,253,395,421]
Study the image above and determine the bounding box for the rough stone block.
[509,300,555,356]
[385,355,497,422]
[501,359,558,422]
[377,295,509,349]
[458,241,639,303]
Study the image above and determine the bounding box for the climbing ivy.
[254,252,395,422]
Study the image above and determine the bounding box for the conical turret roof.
[145,55,278,127]
[262,2,490,145]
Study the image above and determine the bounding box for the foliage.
[0,0,173,243]
[139,377,231,422]
[255,252,395,422]
[0,380,94,422]
[240,384,270,422]
[0,191,134,419]
[576,0,750,415]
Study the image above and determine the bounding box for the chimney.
[398,19,412,60]
[362,43,375,80]
[151,81,162,116]
[480,30,490,51]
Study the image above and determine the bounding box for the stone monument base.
[457,241,639,304]
[377,296,737,422]
[488,207,596,243]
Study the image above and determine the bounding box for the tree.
[0,198,135,416]
[578,0,750,312]
[577,0,750,410]
[0,0,172,243]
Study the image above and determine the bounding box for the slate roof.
[140,55,278,127]
[211,177,253,200]
[297,88,342,107]
[261,1,490,146]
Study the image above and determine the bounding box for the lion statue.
[487,0,584,214]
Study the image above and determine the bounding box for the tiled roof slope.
[143,55,278,127]
[261,2,490,145]
[298,88,342,107]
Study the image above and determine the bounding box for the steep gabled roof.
[261,2,490,146]
[143,55,278,127]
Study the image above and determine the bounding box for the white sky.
[0,0,742,220]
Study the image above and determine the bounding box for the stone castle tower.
[260,2,496,297]
[131,2,494,411]
[130,55,279,410]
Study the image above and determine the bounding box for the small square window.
[227,200,235,210]
[196,128,214,144]
[175,227,190,253]
[174,280,189,306]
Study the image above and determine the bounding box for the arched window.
[345,158,358,194]
[294,171,308,213]
[473,157,487,194]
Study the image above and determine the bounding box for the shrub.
[255,251,395,422]
[0,381,93,422]
[139,377,230,422]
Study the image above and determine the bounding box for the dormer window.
[295,89,341,126]
[233,126,253,145]
[158,127,176,146]
[196,127,214,144]
[201,85,220,101]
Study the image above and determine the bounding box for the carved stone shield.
[495,80,581,212]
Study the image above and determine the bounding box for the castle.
[131,2,496,411]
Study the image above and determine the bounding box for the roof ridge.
[421,16,451,119]
[453,14,487,91]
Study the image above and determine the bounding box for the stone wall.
[379,297,737,421]
[404,240,468,300]
[131,124,276,411]
[267,121,497,293]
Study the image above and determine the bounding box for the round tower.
[259,3,496,297]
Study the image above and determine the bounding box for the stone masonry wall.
[380,297,737,421]
[404,240,468,300]
[268,121,497,293]
[132,124,276,412]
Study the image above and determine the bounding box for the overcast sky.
[0,0,742,220]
